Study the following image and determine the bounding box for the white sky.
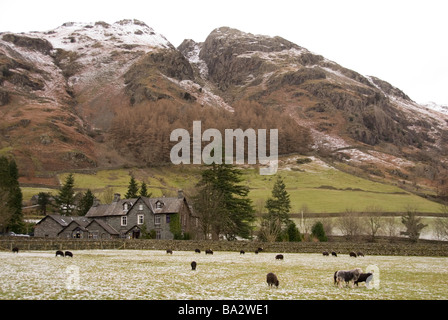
[1,0,447,105]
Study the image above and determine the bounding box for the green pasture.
[21,157,442,214]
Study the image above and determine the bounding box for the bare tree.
[400,207,427,242]
[336,209,363,238]
[364,206,384,241]
[384,216,399,238]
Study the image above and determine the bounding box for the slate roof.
[85,196,185,217]
[36,214,91,227]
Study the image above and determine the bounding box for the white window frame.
[123,203,128,211]
[156,230,161,239]
[121,216,127,226]
[154,215,161,225]
[138,214,144,225]
[138,204,143,211]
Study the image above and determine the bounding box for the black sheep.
[191,261,197,270]
[357,251,365,257]
[266,272,279,287]
[349,251,357,257]
[331,251,337,257]
[275,254,284,260]
[65,251,73,257]
[55,250,64,257]
[195,248,201,253]
[166,249,173,254]
[205,249,213,255]
[355,273,373,286]
[12,247,19,253]
[240,250,245,255]
[323,251,329,256]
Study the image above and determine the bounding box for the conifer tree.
[78,189,95,216]
[195,162,255,240]
[125,175,139,198]
[265,175,292,226]
[55,173,76,215]
[140,181,151,198]
[0,157,24,232]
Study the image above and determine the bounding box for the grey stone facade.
[34,191,197,240]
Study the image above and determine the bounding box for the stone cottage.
[34,190,197,240]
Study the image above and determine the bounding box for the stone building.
[34,190,197,240]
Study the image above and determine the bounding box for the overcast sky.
[1,0,447,105]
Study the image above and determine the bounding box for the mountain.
[1,20,447,195]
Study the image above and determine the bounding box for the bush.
[311,221,327,242]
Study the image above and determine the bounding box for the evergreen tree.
[196,162,255,240]
[311,221,328,242]
[37,192,51,215]
[0,157,24,233]
[125,175,139,198]
[78,189,95,216]
[286,221,302,242]
[265,176,292,226]
[140,181,151,198]
[55,173,76,215]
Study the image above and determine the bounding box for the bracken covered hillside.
[1,20,447,195]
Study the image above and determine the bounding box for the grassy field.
[21,156,442,214]
[1,249,447,300]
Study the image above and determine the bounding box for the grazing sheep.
[266,272,279,287]
[12,247,19,253]
[275,254,284,260]
[55,250,64,257]
[195,248,201,253]
[349,251,357,258]
[354,273,373,286]
[205,249,213,255]
[191,261,197,270]
[257,247,264,252]
[64,251,73,258]
[166,249,173,254]
[255,250,259,254]
[240,250,245,255]
[323,251,329,256]
[335,268,363,288]
[331,251,337,257]
[357,251,365,257]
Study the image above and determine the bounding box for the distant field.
[21,157,442,214]
[1,250,447,299]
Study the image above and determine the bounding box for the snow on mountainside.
[1,20,447,189]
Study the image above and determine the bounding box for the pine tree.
[140,181,151,197]
[311,221,327,242]
[0,157,24,233]
[37,192,51,215]
[78,189,95,216]
[125,175,139,198]
[55,173,76,215]
[196,162,255,240]
[265,176,292,226]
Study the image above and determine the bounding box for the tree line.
[110,100,312,166]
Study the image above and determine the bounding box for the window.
[156,201,163,209]
[155,215,161,225]
[138,214,144,225]
[121,216,127,226]
[156,230,161,239]
[166,215,170,224]
[123,203,128,211]
[138,204,143,211]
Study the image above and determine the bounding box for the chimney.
[113,193,121,202]
[177,189,184,199]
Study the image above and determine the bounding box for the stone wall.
[1,238,448,256]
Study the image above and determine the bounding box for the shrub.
[311,221,327,242]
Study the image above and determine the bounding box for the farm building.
[34,190,197,240]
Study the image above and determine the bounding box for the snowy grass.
[1,250,447,300]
